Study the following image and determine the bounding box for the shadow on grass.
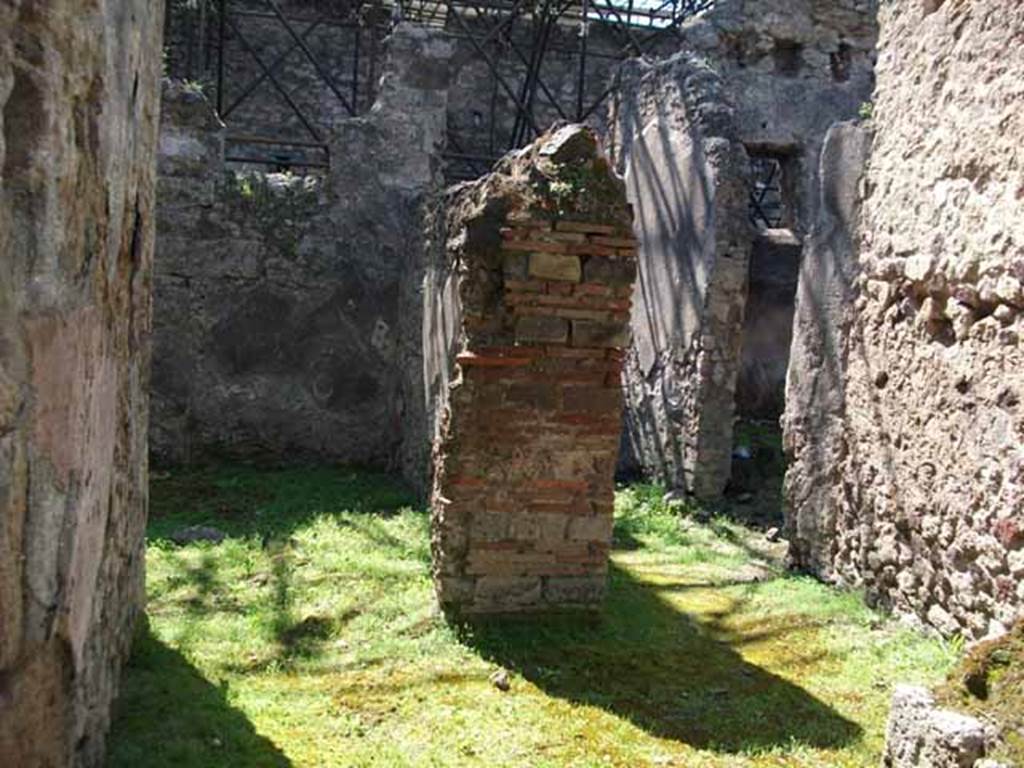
[147,464,418,545]
[106,624,291,768]
[461,563,862,754]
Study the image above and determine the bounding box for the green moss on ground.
[107,467,958,768]
[936,620,1024,764]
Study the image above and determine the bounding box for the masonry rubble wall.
[152,24,452,485]
[428,125,635,614]
[607,0,876,498]
[678,0,878,231]
[0,2,163,766]
[784,0,1024,639]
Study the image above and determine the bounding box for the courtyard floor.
[106,466,957,767]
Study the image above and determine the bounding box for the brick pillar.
[428,125,636,614]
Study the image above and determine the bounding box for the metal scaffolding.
[164,0,716,177]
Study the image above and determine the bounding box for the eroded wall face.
[682,0,878,232]
[152,25,452,485]
[0,2,163,765]
[609,55,752,499]
[430,127,635,613]
[785,1,1024,638]
[608,0,876,499]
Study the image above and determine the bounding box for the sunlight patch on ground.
[107,468,957,768]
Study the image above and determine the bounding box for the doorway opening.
[728,148,803,528]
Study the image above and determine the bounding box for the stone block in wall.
[426,125,635,615]
[0,2,163,766]
[572,320,630,349]
[516,316,569,344]
[528,252,583,282]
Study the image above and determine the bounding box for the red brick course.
[430,126,635,614]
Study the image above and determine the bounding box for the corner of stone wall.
[349,22,455,498]
[785,1,1024,639]
[782,119,872,577]
[610,51,754,500]
[0,3,164,766]
[151,80,226,465]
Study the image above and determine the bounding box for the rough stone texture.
[427,125,635,614]
[783,120,871,576]
[608,0,877,498]
[152,24,452,486]
[608,53,753,499]
[0,2,163,766]
[883,685,995,768]
[677,0,878,231]
[784,1,1024,638]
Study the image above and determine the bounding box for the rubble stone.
[883,685,993,768]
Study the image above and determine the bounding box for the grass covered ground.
[107,466,959,768]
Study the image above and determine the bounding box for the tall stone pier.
[425,125,636,614]
[0,2,163,765]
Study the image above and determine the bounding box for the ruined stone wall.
[783,120,871,579]
[679,0,878,232]
[152,25,451,481]
[785,0,1024,639]
[608,54,752,498]
[607,0,876,498]
[428,125,635,614]
[0,2,163,766]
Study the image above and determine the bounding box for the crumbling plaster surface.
[0,1,163,766]
[609,54,752,499]
[785,0,1024,639]
[152,25,452,487]
[679,0,878,230]
[607,0,876,498]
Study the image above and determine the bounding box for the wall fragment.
[428,125,635,613]
[151,24,452,487]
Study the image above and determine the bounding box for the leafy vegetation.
[107,465,959,767]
